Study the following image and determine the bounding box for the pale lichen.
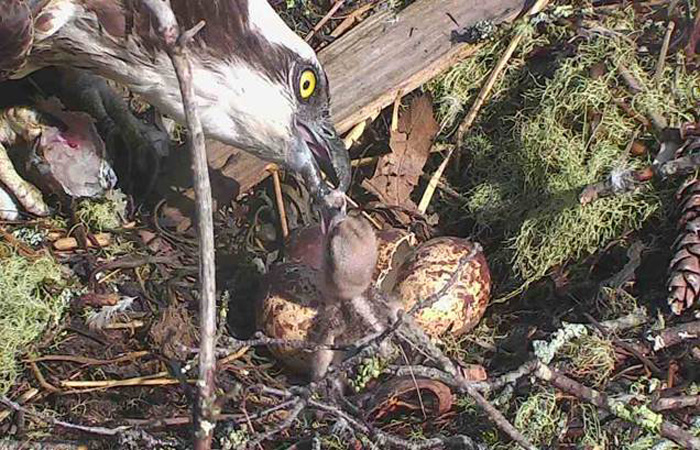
[0,245,72,394]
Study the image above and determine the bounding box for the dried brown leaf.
[362,95,439,211]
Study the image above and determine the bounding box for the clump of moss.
[562,334,616,387]
[349,356,389,392]
[0,244,72,394]
[427,6,698,291]
[513,389,565,447]
[76,189,127,232]
[577,402,610,448]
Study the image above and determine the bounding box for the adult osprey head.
[0,0,351,206]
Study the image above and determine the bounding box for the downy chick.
[309,214,400,381]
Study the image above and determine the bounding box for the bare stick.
[579,152,700,205]
[2,396,120,435]
[647,320,700,351]
[584,312,662,375]
[654,20,675,83]
[417,0,550,214]
[270,168,289,239]
[652,395,700,412]
[137,1,216,448]
[617,65,668,131]
[390,89,403,132]
[397,319,538,450]
[305,0,346,42]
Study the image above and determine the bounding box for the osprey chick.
[0,0,351,208]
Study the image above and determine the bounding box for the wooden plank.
[324,0,526,134]
[157,0,527,218]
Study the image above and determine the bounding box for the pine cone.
[668,178,700,315]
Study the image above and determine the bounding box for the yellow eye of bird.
[299,70,316,99]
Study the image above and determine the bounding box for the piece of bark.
[362,95,439,211]
[53,233,111,250]
[156,0,529,222]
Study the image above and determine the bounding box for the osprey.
[0,0,351,208]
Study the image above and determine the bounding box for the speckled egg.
[257,262,321,374]
[391,237,491,337]
[373,228,417,291]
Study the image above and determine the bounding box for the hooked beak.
[295,117,351,193]
[290,117,351,230]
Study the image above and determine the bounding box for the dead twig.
[580,151,700,205]
[60,373,187,390]
[579,167,654,205]
[395,318,537,450]
[52,233,111,251]
[305,0,346,42]
[0,441,87,450]
[654,20,675,83]
[246,400,306,448]
[26,351,149,366]
[584,312,662,376]
[617,64,668,131]
[652,395,700,411]
[136,2,216,449]
[647,320,700,351]
[270,168,289,240]
[1,395,140,439]
[329,2,375,39]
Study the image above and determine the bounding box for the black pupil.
[303,79,311,91]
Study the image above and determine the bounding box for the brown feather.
[0,0,34,80]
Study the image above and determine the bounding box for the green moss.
[610,401,663,433]
[349,356,389,392]
[562,334,616,387]
[0,245,72,394]
[76,189,127,232]
[578,403,610,448]
[513,389,565,446]
[427,6,697,291]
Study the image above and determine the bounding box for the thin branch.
[580,151,700,205]
[647,320,700,351]
[271,168,289,239]
[305,0,346,42]
[246,400,305,448]
[583,312,662,376]
[307,397,480,450]
[137,1,217,449]
[652,395,700,412]
[1,395,127,437]
[654,20,675,83]
[1,395,172,448]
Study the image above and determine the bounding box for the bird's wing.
[0,0,35,80]
[0,0,57,80]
